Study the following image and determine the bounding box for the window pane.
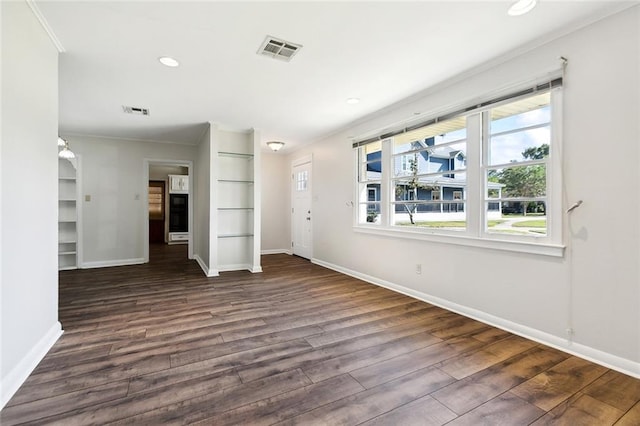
[487,201,547,236]
[360,144,381,182]
[489,93,550,166]
[488,165,546,199]
[393,142,466,177]
[393,116,467,154]
[392,173,466,229]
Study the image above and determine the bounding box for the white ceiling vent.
[257,36,302,62]
[122,105,150,116]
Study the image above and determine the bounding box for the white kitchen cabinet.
[169,174,189,194]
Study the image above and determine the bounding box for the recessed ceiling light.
[508,0,537,16]
[158,56,180,67]
[346,98,360,105]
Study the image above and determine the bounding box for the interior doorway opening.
[144,160,193,263]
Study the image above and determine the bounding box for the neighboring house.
[366,137,503,221]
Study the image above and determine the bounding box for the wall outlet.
[415,264,422,275]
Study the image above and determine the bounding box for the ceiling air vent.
[122,105,150,116]
[257,36,302,62]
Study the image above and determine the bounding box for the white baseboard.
[311,258,640,379]
[194,254,218,277]
[80,258,145,269]
[261,249,292,255]
[1,321,63,409]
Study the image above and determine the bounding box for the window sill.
[353,225,565,257]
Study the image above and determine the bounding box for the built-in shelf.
[213,127,261,273]
[58,158,79,270]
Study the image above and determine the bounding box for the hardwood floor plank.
[446,392,545,425]
[116,369,313,425]
[360,394,457,426]
[1,247,637,425]
[193,374,365,426]
[0,380,130,425]
[510,356,609,411]
[303,331,442,383]
[274,366,455,425]
[436,334,539,380]
[431,346,569,415]
[581,369,640,412]
[531,393,624,425]
[348,336,485,389]
[615,401,640,426]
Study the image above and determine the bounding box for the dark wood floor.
[2,245,639,425]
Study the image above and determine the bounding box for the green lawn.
[511,220,546,228]
[399,220,505,228]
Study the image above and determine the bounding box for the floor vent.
[257,36,302,62]
[122,106,150,116]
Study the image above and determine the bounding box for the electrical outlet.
[415,264,422,275]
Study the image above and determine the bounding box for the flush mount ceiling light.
[267,141,285,152]
[58,137,75,159]
[158,56,180,67]
[508,0,537,16]
[346,98,360,105]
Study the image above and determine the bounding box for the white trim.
[261,249,292,255]
[218,263,254,273]
[81,258,145,269]
[26,0,65,53]
[0,322,63,409]
[194,254,219,277]
[354,225,564,257]
[311,258,640,379]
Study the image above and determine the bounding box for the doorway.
[148,180,165,244]
[143,160,193,263]
[291,156,312,259]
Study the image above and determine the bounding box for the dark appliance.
[169,194,188,232]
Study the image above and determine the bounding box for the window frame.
[353,86,564,257]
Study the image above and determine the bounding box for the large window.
[354,85,562,255]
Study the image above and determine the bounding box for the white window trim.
[353,87,565,258]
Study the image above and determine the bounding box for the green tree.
[395,153,429,225]
[498,144,548,216]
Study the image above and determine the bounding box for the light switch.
[85,195,91,202]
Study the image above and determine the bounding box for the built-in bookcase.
[213,128,261,273]
[58,157,79,270]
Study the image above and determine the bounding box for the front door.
[292,160,312,259]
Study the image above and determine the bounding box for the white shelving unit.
[58,158,78,270]
[213,128,261,273]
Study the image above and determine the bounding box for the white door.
[292,160,312,259]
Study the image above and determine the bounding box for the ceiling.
[36,1,633,152]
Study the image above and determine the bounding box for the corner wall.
[289,6,640,376]
[1,1,61,407]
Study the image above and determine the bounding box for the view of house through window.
[356,88,557,244]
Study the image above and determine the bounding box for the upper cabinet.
[169,174,189,194]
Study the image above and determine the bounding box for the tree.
[497,144,548,216]
[395,153,429,225]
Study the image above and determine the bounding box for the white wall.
[1,1,61,407]
[66,136,196,267]
[288,7,640,376]
[193,124,212,275]
[261,152,291,253]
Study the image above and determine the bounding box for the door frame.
[143,159,194,263]
[291,154,313,259]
